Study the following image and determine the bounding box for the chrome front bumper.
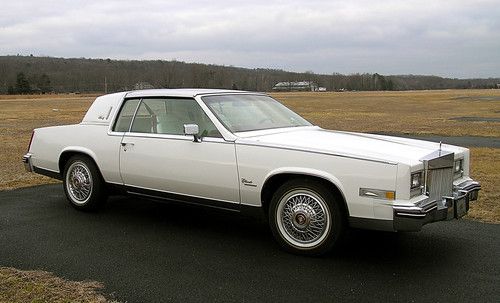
[22,153,33,172]
[393,179,481,231]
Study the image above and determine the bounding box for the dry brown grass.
[271,89,500,137]
[467,148,500,223]
[0,94,96,190]
[0,267,119,303]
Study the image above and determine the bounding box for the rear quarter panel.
[30,124,123,183]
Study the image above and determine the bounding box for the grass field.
[0,90,499,223]
[273,89,500,138]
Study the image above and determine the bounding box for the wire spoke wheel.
[66,161,93,204]
[276,189,331,249]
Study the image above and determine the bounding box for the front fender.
[263,167,347,197]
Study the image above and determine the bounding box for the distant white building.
[272,81,319,92]
[133,82,155,90]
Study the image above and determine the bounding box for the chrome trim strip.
[118,132,231,144]
[105,106,113,120]
[195,92,268,98]
[240,203,261,208]
[324,130,418,147]
[422,204,438,212]
[32,166,62,180]
[456,179,481,191]
[107,131,125,137]
[234,126,319,138]
[359,188,396,200]
[126,191,241,213]
[80,122,109,126]
[32,166,59,174]
[124,90,264,98]
[124,132,194,141]
[123,183,240,205]
[396,212,426,218]
[393,204,437,214]
[236,141,398,165]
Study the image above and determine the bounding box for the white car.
[23,89,481,255]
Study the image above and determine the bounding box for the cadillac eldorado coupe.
[23,89,481,255]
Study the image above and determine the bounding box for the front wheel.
[269,179,345,255]
[63,155,107,211]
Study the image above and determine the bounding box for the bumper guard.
[393,179,481,231]
[22,153,33,172]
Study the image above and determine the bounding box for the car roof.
[124,88,263,98]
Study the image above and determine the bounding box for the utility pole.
[104,76,108,94]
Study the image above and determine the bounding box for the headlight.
[454,159,463,179]
[410,171,423,197]
[411,172,423,189]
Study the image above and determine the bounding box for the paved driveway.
[1,184,499,302]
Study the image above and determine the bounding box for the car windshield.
[202,94,312,133]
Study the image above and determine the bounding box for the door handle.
[121,142,134,151]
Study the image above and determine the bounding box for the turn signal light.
[385,191,395,200]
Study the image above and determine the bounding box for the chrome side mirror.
[184,124,201,142]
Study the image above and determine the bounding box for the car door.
[117,97,240,206]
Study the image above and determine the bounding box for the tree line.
[0,55,498,94]
[7,72,52,94]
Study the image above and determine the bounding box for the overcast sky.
[1,0,499,78]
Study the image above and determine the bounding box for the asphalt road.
[1,185,499,303]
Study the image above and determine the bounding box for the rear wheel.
[63,155,107,211]
[269,179,345,255]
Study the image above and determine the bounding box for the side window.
[130,99,160,133]
[129,98,222,138]
[113,99,140,132]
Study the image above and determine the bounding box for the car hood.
[235,127,466,166]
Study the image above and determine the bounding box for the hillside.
[0,56,498,93]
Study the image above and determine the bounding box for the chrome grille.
[427,167,453,204]
[422,150,454,207]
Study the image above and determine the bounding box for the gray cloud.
[1,0,499,78]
